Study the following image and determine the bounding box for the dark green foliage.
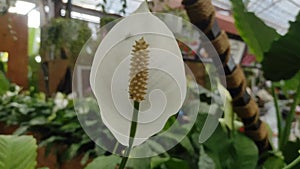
[262,14,300,81]
[0,85,266,169]
[202,124,259,169]
[0,135,38,169]
[40,18,91,66]
[263,155,286,169]
[0,72,9,95]
[230,0,279,62]
[282,139,300,169]
[0,86,106,166]
[231,0,300,82]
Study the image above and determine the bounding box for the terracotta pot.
[0,123,93,169]
[37,147,59,169]
[60,153,92,169]
[0,122,18,134]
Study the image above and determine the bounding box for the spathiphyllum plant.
[128,37,149,103]
[118,37,150,168]
[89,1,187,168]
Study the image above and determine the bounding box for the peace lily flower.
[90,1,186,152]
[54,92,68,110]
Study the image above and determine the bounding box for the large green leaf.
[162,132,195,156]
[263,155,286,169]
[84,155,120,169]
[203,125,258,169]
[278,72,300,101]
[151,156,170,168]
[85,155,151,169]
[0,135,37,169]
[262,13,300,81]
[198,146,215,169]
[164,158,190,169]
[0,72,9,95]
[150,156,190,169]
[282,140,300,169]
[230,0,279,62]
[28,28,40,57]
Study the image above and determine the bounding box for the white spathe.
[90,2,186,146]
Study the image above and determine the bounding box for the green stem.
[231,108,235,136]
[283,154,300,169]
[272,85,282,150]
[119,101,140,169]
[281,80,300,149]
[112,142,119,154]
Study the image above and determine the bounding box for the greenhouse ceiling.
[5,0,300,34]
[7,0,144,15]
[213,0,300,35]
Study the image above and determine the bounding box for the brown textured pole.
[182,0,271,153]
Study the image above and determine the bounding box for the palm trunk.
[182,0,271,154]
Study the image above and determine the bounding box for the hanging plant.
[40,18,91,67]
[0,0,9,15]
[0,0,16,16]
[231,1,300,168]
[96,0,127,14]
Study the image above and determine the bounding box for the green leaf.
[28,28,40,57]
[218,84,234,130]
[280,72,300,101]
[230,0,279,62]
[127,157,151,169]
[0,135,37,169]
[84,155,120,169]
[63,143,81,161]
[126,144,151,168]
[282,140,300,169]
[146,140,168,154]
[39,136,65,147]
[203,125,258,169]
[198,146,215,169]
[29,116,47,125]
[262,14,300,81]
[150,156,190,169]
[13,126,29,135]
[263,155,286,169]
[151,156,170,168]
[85,155,150,169]
[231,133,259,169]
[80,150,93,166]
[282,72,300,91]
[0,72,9,95]
[161,132,195,155]
[180,137,196,155]
[0,62,4,73]
[164,158,190,169]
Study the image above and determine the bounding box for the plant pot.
[0,122,18,134]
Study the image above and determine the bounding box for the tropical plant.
[28,28,41,89]
[0,135,37,169]
[231,0,300,168]
[40,18,91,67]
[0,85,106,167]
[84,114,260,169]
[0,80,261,169]
[0,72,9,95]
[1,78,286,169]
[96,0,128,14]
